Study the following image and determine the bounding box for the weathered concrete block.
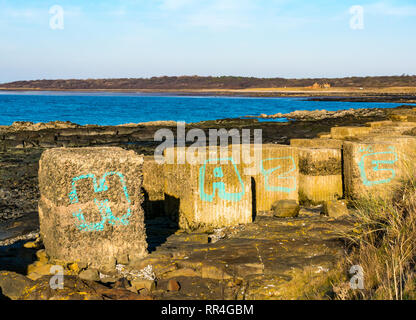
[366,121,394,128]
[317,133,332,139]
[343,139,416,199]
[330,126,371,140]
[390,114,409,122]
[142,156,165,219]
[360,135,416,154]
[38,147,147,268]
[364,120,416,134]
[164,147,252,230]
[251,144,299,212]
[298,148,343,203]
[143,156,165,201]
[390,114,416,122]
[290,138,343,149]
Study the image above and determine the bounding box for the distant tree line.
[1,75,416,90]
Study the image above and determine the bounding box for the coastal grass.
[332,161,416,300]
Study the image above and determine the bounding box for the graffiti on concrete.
[199,158,245,202]
[260,156,297,192]
[68,172,131,232]
[358,146,398,186]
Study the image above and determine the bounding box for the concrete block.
[142,156,165,219]
[370,122,416,136]
[390,114,409,122]
[298,148,343,203]
[317,133,332,139]
[343,139,416,199]
[366,121,394,128]
[38,147,147,268]
[290,138,343,149]
[358,136,416,161]
[390,112,416,122]
[143,156,165,201]
[330,126,371,140]
[251,144,299,212]
[164,147,252,230]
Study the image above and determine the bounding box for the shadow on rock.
[0,287,11,300]
[0,240,38,274]
[145,216,179,254]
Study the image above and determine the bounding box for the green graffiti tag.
[260,156,297,193]
[358,146,398,186]
[199,158,245,202]
[68,172,131,232]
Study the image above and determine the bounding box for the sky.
[0,0,416,82]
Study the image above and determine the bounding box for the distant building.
[311,82,331,89]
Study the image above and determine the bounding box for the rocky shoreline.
[256,107,389,121]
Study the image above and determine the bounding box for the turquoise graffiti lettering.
[358,146,398,186]
[68,172,131,232]
[260,156,297,192]
[199,158,245,202]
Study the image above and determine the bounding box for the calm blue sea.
[0,91,414,126]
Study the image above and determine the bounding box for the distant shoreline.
[1,87,416,103]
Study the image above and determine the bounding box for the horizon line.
[2,74,416,85]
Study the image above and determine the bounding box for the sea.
[0,91,414,126]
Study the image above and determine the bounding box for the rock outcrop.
[259,108,387,121]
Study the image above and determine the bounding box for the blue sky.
[1,0,416,82]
